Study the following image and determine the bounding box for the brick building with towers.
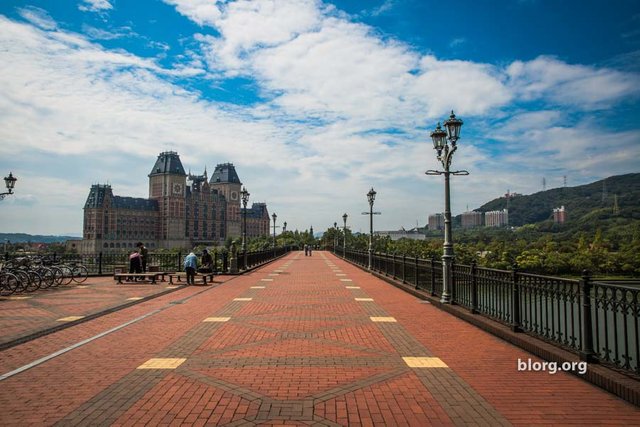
[80,152,269,254]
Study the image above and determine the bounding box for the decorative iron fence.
[4,247,292,276]
[335,247,640,377]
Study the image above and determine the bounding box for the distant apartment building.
[485,209,509,227]
[428,213,445,231]
[461,211,483,228]
[553,206,567,224]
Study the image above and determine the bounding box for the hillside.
[474,173,640,228]
[0,233,81,244]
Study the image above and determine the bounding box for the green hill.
[473,173,640,229]
[0,233,80,244]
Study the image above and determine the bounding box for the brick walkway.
[0,251,638,426]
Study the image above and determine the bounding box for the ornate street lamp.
[426,111,468,303]
[362,188,381,270]
[240,187,249,270]
[1,172,17,201]
[342,213,348,254]
[333,222,338,251]
[272,212,277,249]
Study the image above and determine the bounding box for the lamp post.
[426,111,468,304]
[362,188,381,270]
[272,212,277,249]
[240,187,249,270]
[342,213,348,255]
[1,172,17,201]
[333,222,338,251]
[283,221,287,233]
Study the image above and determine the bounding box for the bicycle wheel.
[26,270,42,292]
[59,265,74,286]
[12,270,30,293]
[0,272,19,296]
[72,265,88,283]
[38,268,55,289]
[49,266,64,287]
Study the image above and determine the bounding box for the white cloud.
[17,6,57,30]
[1,1,639,235]
[78,0,113,12]
[507,56,640,108]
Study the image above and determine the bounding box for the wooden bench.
[168,272,215,285]
[114,272,166,284]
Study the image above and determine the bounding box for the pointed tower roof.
[84,184,113,209]
[210,163,242,184]
[149,151,186,177]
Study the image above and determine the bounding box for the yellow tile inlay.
[355,298,374,302]
[137,358,186,369]
[8,296,32,300]
[268,273,279,276]
[403,357,448,368]
[340,279,353,282]
[336,274,347,276]
[260,279,274,282]
[203,317,231,322]
[75,286,89,289]
[57,316,85,322]
[126,297,144,301]
[234,298,253,301]
[251,286,266,289]
[346,286,361,289]
[370,317,397,322]
[166,286,178,289]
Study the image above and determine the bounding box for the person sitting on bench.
[199,249,213,273]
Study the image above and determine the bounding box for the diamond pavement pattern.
[1,251,639,426]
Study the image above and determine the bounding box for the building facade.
[485,209,509,227]
[461,211,484,228]
[428,213,444,231]
[209,163,243,239]
[80,152,269,254]
[242,202,271,239]
[553,206,567,224]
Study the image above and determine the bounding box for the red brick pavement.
[0,251,638,426]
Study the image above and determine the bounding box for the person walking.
[137,242,148,272]
[184,251,198,285]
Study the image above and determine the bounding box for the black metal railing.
[4,247,292,276]
[335,247,640,377]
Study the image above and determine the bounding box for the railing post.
[511,263,521,332]
[392,253,396,279]
[451,260,457,304]
[98,252,103,275]
[214,252,219,273]
[178,252,182,272]
[402,255,406,284]
[223,252,228,272]
[430,256,436,296]
[580,270,595,362]
[470,260,478,314]
[414,256,419,289]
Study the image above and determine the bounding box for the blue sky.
[1,0,639,236]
